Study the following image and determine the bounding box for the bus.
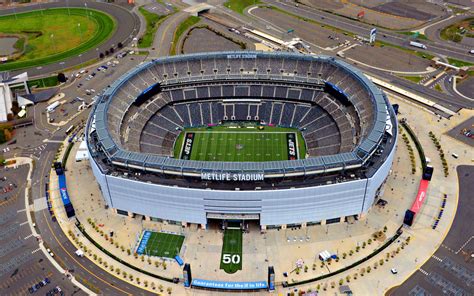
[65,125,74,135]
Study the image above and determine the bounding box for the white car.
[391,268,398,274]
[47,248,54,257]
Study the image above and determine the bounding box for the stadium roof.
[88,51,396,178]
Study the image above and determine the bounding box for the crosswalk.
[432,255,443,262]
[419,268,429,276]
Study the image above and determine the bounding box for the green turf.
[220,229,243,274]
[399,75,423,84]
[0,8,115,71]
[447,57,474,68]
[141,232,185,258]
[174,122,307,162]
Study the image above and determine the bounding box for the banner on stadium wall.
[200,172,264,181]
[191,279,267,290]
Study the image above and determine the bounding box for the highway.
[0,0,140,77]
[265,0,474,62]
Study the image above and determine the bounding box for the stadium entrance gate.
[206,213,260,231]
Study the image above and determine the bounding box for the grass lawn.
[170,16,200,55]
[224,0,260,14]
[174,122,307,162]
[137,6,170,48]
[398,31,428,40]
[399,75,423,84]
[28,76,59,88]
[136,231,185,258]
[447,57,473,68]
[440,17,474,43]
[220,229,242,274]
[0,8,115,71]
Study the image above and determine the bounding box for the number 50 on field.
[222,254,241,264]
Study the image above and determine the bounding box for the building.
[86,51,397,230]
[0,72,29,122]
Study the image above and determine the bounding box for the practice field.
[220,229,243,274]
[175,123,307,162]
[0,8,115,71]
[136,231,185,258]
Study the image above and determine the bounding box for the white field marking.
[17,209,26,213]
[31,248,41,254]
[20,221,29,226]
[190,131,295,134]
[24,234,34,240]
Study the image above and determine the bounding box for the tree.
[158,284,164,292]
[346,275,351,282]
[151,282,156,290]
[167,287,172,294]
[99,53,105,59]
[163,262,167,270]
[127,249,131,255]
[339,278,344,285]
[144,280,148,287]
[367,266,371,273]
[57,73,67,83]
[117,42,123,48]
[105,50,110,56]
[110,47,115,53]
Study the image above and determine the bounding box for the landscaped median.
[224,0,260,15]
[137,6,174,48]
[0,8,116,71]
[169,16,200,55]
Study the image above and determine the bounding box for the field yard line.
[191,131,292,134]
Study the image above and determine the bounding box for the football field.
[136,231,185,258]
[220,229,243,274]
[175,123,306,162]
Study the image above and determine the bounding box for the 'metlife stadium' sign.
[201,172,264,181]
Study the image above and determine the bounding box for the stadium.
[86,51,397,230]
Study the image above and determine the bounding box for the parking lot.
[0,165,84,295]
[446,116,474,148]
[182,27,243,54]
[251,7,351,49]
[46,52,144,125]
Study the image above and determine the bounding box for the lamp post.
[78,23,83,42]
[84,2,90,20]
[50,34,56,52]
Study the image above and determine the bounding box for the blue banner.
[136,231,151,255]
[192,279,267,290]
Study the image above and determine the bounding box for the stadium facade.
[86,51,397,229]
